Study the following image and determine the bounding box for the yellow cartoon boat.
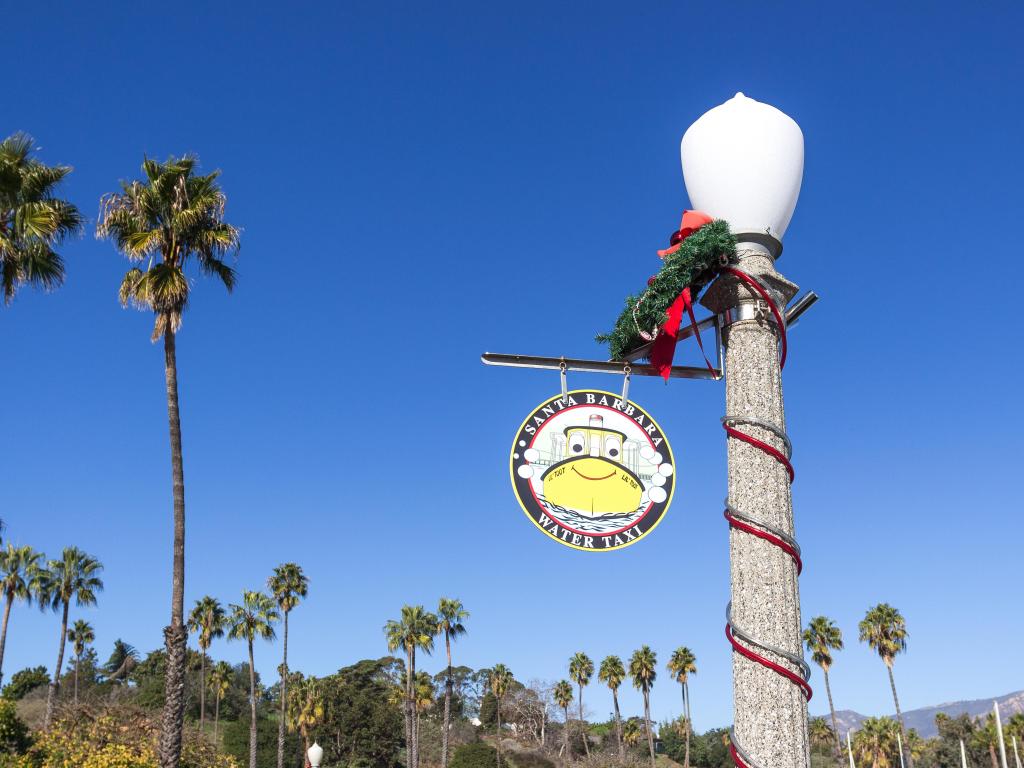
[540,415,643,515]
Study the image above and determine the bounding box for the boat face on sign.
[540,422,643,515]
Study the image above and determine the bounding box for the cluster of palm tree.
[552,644,693,768]
[0,542,104,725]
[2,133,241,768]
[185,562,308,768]
[804,604,912,768]
[384,598,469,768]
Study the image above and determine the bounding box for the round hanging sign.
[510,389,675,551]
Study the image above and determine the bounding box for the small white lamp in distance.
[307,742,324,768]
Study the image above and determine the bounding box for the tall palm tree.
[668,647,697,768]
[39,547,103,726]
[0,133,83,303]
[228,591,279,768]
[629,645,658,768]
[804,616,844,759]
[268,563,309,768]
[384,605,437,768]
[973,713,1004,768]
[98,155,240,768]
[859,604,912,768]
[187,596,226,732]
[437,597,469,768]
[0,544,43,686]
[208,660,233,748]
[599,655,626,761]
[491,664,513,768]
[568,652,594,757]
[852,717,900,768]
[554,680,573,758]
[66,619,94,704]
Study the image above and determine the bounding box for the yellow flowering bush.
[24,705,235,768]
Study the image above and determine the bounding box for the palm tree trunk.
[159,326,188,768]
[44,600,69,727]
[278,610,289,768]
[887,664,914,768]
[612,688,624,762]
[0,591,14,688]
[824,669,841,761]
[579,685,590,756]
[214,693,221,750]
[199,649,207,731]
[497,701,502,767]
[442,632,452,768]
[248,640,258,768]
[563,705,570,758]
[74,651,81,704]
[643,689,656,768]
[990,745,999,768]
[403,648,412,768]
[683,681,691,768]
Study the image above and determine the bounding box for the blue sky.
[1,1,1022,730]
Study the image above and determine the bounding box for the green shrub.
[508,752,554,768]
[450,743,507,768]
[0,699,29,755]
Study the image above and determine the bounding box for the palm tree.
[208,660,233,748]
[437,597,469,768]
[0,133,83,303]
[287,674,324,767]
[568,652,594,757]
[667,647,697,768]
[414,670,435,753]
[809,717,837,751]
[554,679,573,758]
[103,638,139,696]
[629,645,658,768]
[268,563,309,768]
[187,596,226,732]
[98,155,240,768]
[39,547,103,726]
[227,591,279,768]
[491,664,513,768]
[0,544,43,686]
[384,605,437,768]
[66,619,94,704]
[973,713,1005,768]
[804,616,844,759]
[860,604,912,768]
[599,655,626,761]
[852,717,900,768]
[623,719,641,748]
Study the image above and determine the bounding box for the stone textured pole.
[702,240,807,768]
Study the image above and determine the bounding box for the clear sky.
[1,1,1022,731]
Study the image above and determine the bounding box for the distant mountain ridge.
[819,690,1024,739]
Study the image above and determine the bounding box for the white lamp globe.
[307,742,324,768]
[680,93,803,241]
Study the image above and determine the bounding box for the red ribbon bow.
[649,210,716,381]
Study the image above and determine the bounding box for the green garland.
[596,219,736,361]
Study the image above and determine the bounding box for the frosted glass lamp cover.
[680,93,803,240]
[308,742,324,767]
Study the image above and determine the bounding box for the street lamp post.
[308,742,324,768]
[689,93,809,768]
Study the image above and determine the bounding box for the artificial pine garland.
[596,219,737,361]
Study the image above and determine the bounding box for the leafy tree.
[98,154,240,768]
[0,132,83,303]
[224,711,302,768]
[1,665,48,700]
[599,655,626,761]
[0,544,43,687]
[208,660,233,747]
[668,647,697,768]
[384,605,437,768]
[490,664,513,768]
[629,645,658,768]
[437,597,469,768]
[568,652,593,757]
[187,596,226,731]
[317,658,404,768]
[860,604,912,768]
[553,680,573,758]
[0,697,29,754]
[228,590,279,768]
[804,616,844,758]
[269,562,309,768]
[38,546,103,726]
[66,619,95,704]
[450,742,507,768]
